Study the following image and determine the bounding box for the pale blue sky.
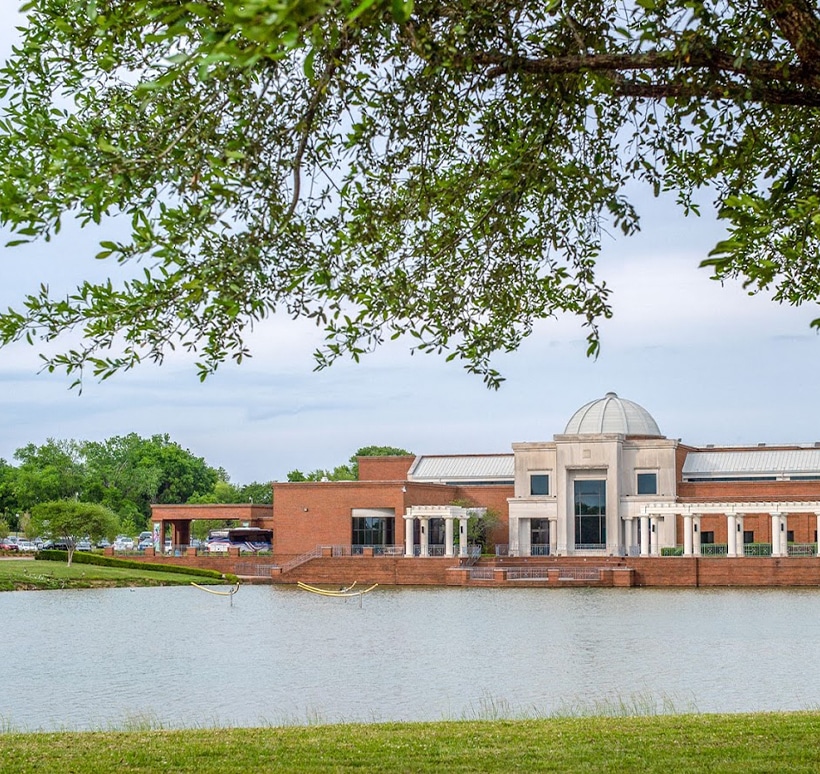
[2,9,820,484]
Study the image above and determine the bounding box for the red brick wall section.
[272,481,411,558]
[277,556,455,586]
[271,480,515,560]
[632,557,820,587]
[675,444,695,489]
[357,456,416,481]
[678,479,820,502]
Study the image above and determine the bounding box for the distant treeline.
[0,433,272,533]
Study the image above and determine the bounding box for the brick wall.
[678,479,820,501]
[271,479,514,560]
[632,557,820,587]
[119,551,820,588]
[357,456,415,481]
[279,556,455,586]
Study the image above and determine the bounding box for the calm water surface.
[2,585,820,730]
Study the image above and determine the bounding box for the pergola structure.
[402,505,485,557]
[639,502,820,557]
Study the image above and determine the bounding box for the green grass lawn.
[2,713,820,773]
[0,557,222,591]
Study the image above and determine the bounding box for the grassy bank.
[0,557,228,591]
[2,713,820,772]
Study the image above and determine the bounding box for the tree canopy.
[0,433,268,532]
[1,0,819,388]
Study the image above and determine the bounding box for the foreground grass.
[0,558,220,591]
[2,713,820,773]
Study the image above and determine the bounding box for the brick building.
[153,392,820,566]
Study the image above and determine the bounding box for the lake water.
[3,584,820,731]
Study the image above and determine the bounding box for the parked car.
[1,537,19,552]
[43,539,72,551]
[96,538,110,548]
[16,540,38,552]
[113,537,135,551]
[76,539,93,552]
[137,538,153,551]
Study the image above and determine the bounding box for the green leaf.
[390,0,413,23]
[348,0,380,22]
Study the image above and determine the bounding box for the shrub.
[36,550,236,582]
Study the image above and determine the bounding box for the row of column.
[673,511,820,557]
[628,516,661,557]
[508,512,820,558]
[403,514,470,557]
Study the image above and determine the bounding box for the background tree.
[82,434,164,518]
[131,434,219,506]
[187,478,274,504]
[4,434,226,533]
[1,2,818,388]
[30,500,118,566]
[0,459,20,530]
[237,481,274,505]
[13,440,86,511]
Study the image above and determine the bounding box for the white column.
[508,515,519,557]
[771,513,781,557]
[727,513,738,557]
[444,517,454,558]
[419,517,429,557]
[693,515,702,556]
[780,513,789,557]
[518,518,531,557]
[736,513,745,557]
[622,518,632,556]
[549,518,558,556]
[683,514,693,557]
[640,515,650,557]
[404,514,414,557]
[650,517,659,556]
[458,516,467,556]
[459,518,468,557]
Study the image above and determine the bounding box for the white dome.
[564,392,662,436]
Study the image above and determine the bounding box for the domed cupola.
[564,392,662,437]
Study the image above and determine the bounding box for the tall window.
[352,516,394,547]
[530,474,550,496]
[574,479,606,547]
[636,472,658,495]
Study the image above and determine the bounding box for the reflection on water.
[2,585,820,730]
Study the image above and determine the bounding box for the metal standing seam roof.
[564,392,662,436]
[683,449,820,477]
[408,455,515,482]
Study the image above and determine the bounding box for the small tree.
[30,500,118,566]
[451,499,502,554]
